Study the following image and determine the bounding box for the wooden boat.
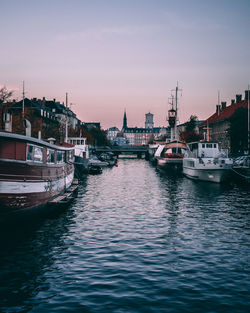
[0,131,75,218]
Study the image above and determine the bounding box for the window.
[57,151,64,163]
[206,144,212,148]
[214,144,217,148]
[202,144,205,148]
[27,145,33,161]
[68,150,74,162]
[47,149,55,163]
[33,146,43,162]
[26,144,43,162]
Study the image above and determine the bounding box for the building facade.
[199,91,249,152]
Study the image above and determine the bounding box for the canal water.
[0,159,249,313]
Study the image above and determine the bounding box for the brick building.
[199,90,249,152]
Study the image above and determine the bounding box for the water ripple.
[0,159,249,313]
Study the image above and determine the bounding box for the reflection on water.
[0,159,249,313]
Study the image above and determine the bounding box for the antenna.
[22,81,25,119]
[65,92,68,143]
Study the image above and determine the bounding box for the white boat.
[183,141,233,183]
[67,137,89,176]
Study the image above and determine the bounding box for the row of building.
[106,90,249,153]
[1,89,249,153]
[1,96,100,144]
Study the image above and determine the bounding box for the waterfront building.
[3,98,59,138]
[199,90,249,152]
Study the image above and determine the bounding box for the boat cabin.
[0,132,74,165]
[187,141,227,158]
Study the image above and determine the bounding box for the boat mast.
[170,82,182,141]
[65,92,68,143]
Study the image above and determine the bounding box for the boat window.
[47,149,55,163]
[26,144,43,162]
[68,150,74,162]
[206,144,212,148]
[202,144,205,148]
[57,151,64,163]
[33,146,43,162]
[26,145,33,161]
[214,144,217,148]
[172,148,177,153]
[187,160,194,167]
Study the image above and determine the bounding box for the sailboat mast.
[175,84,178,140]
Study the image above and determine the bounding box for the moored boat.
[156,84,187,171]
[67,136,89,177]
[0,131,75,219]
[157,140,187,171]
[183,141,233,183]
[232,155,250,183]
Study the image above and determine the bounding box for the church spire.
[122,109,127,130]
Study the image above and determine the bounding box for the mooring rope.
[231,167,250,179]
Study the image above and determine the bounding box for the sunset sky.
[1,0,249,129]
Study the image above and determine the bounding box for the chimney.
[221,101,227,110]
[244,90,250,101]
[216,104,221,115]
[24,119,31,137]
[231,99,235,105]
[236,94,242,103]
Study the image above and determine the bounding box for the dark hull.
[0,160,74,216]
[157,158,183,172]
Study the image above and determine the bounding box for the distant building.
[122,110,127,130]
[177,120,204,136]
[145,112,154,129]
[84,122,101,130]
[121,110,167,145]
[123,127,162,145]
[107,126,120,144]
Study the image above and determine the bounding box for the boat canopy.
[155,145,165,157]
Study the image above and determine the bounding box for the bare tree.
[0,86,13,104]
[0,86,14,129]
